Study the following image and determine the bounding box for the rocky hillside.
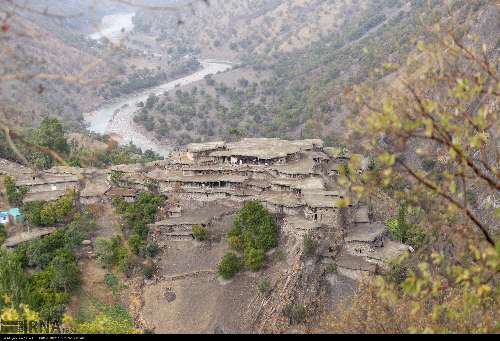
[133,0,373,60]
[0,1,130,129]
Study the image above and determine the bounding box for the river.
[84,13,233,156]
[83,61,232,156]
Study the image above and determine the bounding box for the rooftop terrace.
[15,173,79,187]
[187,141,225,153]
[148,170,248,184]
[209,138,323,160]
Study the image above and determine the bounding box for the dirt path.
[66,203,124,320]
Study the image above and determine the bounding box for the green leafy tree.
[326,246,499,333]
[2,214,95,321]
[232,201,278,252]
[113,192,163,256]
[243,247,265,272]
[34,117,70,155]
[23,190,75,227]
[218,252,242,279]
[385,202,427,248]
[4,176,27,206]
[29,151,53,169]
[329,17,499,334]
[224,201,278,272]
[23,201,45,226]
[127,234,144,256]
[0,249,32,309]
[42,250,80,292]
[342,28,498,246]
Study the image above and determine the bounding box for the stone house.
[105,187,139,203]
[16,173,80,203]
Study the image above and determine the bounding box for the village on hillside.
[0,138,416,332]
[1,138,410,281]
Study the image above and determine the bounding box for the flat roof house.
[16,173,80,203]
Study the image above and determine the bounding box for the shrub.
[273,249,287,262]
[128,234,145,256]
[283,303,307,325]
[218,252,241,279]
[387,262,408,284]
[227,228,243,251]
[0,225,6,245]
[104,272,119,289]
[95,238,115,268]
[66,302,138,334]
[64,213,96,247]
[95,236,129,271]
[112,197,128,214]
[110,171,125,185]
[303,234,318,257]
[244,247,265,271]
[23,201,45,226]
[4,176,27,206]
[421,157,436,172]
[258,278,271,296]
[143,263,156,279]
[40,203,57,226]
[192,224,209,241]
[23,190,75,227]
[145,242,159,258]
[385,202,427,248]
[324,262,338,274]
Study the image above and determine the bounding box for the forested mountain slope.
[131,0,497,147]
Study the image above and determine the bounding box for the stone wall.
[304,207,339,226]
[344,241,376,257]
[283,206,302,216]
[27,181,79,194]
[159,182,176,193]
[81,197,101,205]
[177,192,228,202]
[262,202,302,216]
[336,267,373,281]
